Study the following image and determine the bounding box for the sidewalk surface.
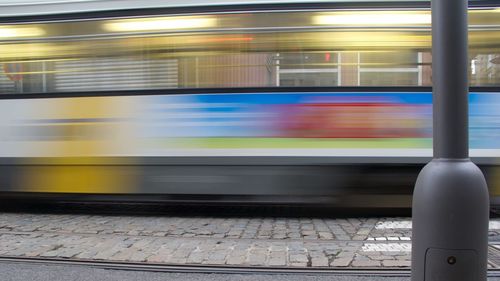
[1,212,500,269]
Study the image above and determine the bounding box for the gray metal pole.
[432,0,468,159]
[411,0,489,280]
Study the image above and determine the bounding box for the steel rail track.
[1,256,500,277]
[0,256,411,277]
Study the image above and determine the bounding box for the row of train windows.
[1,51,499,93]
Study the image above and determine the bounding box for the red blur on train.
[278,102,430,138]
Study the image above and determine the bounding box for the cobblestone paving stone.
[0,214,499,269]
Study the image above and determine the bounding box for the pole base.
[411,159,489,281]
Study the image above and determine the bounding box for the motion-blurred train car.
[0,0,499,208]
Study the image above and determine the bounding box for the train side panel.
[0,91,498,206]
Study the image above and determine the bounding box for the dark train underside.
[1,159,498,208]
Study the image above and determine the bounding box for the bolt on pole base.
[412,159,488,280]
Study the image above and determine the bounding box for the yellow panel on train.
[21,165,136,194]
[18,96,138,193]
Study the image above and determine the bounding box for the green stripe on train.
[160,138,432,149]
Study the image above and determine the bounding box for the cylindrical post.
[411,0,489,280]
[432,0,469,158]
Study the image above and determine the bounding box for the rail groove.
[1,256,500,277]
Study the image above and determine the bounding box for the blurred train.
[0,0,499,208]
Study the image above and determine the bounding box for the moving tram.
[0,0,499,207]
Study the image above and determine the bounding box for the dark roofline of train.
[0,86,499,100]
[0,0,498,23]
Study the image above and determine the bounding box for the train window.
[280,72,338,87]
[0,66,16,94]
[360,72,419,86]
[358,52,419,86]
[358,52,420,86]
[178,53,276,88]
[360,52,419,69]
[53,57,178,92]
[471,53,500,86]
[278,52,339,86]
[279,53,338,70]
[1,8,500,94]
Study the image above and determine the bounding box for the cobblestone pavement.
[0,212,499,269]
